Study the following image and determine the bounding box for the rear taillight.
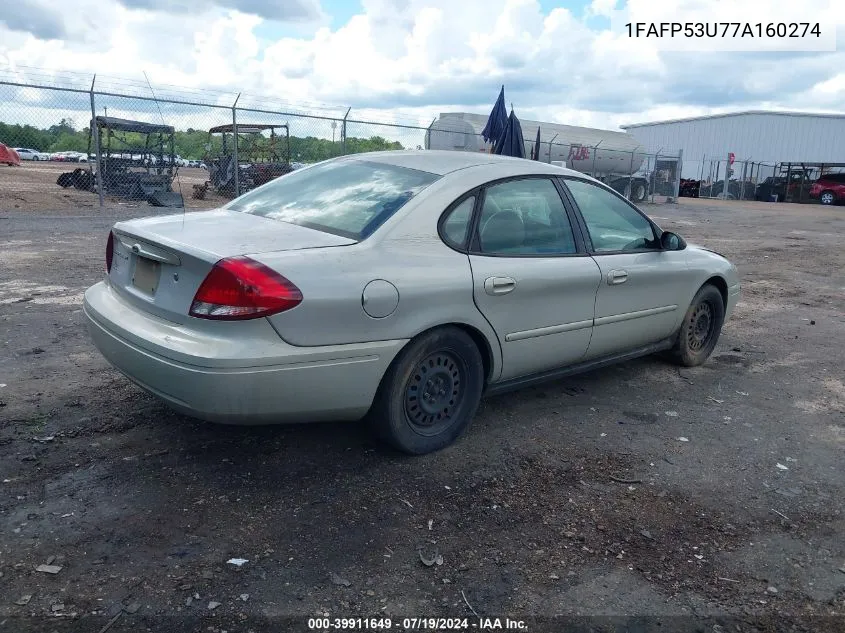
[189,256,302,320]
[106,231,114,273]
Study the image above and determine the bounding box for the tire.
[819,190,835,206]
[631,181,647,203]
[369,327,484,455]
[669,284,725,367]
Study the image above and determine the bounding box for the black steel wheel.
[404,350,466,436]
[687,300,715,353]
[369,327,484,455]
[669,284,725,367]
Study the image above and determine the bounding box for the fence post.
[547,134,558,163]
[89,74,104,209]
[648,155,654,203]
[713,160,720,198]
[341,107,351,155]
[425,117,436,150]
[627,150,635,200]
[726,153,732,199]
[232,93,240,197]
[672,149,683,201]
[591,140,603,177]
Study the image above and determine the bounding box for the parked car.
[707,179,757,200]
[809,173,845,206]
[50,151,86,162]
[1,143,21,166]
[754,172,814,202]
[14,147,48,161]
[678,179,700,198]
[83,151,740,454]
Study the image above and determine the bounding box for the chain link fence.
[1,71,682,212]
[689,157,777,200]
[678,156,845,204]
[425,121,682,205]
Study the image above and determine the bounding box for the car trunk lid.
[107,209,355,324]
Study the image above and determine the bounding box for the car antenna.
[142,70,185,216]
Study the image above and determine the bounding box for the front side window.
[225,159,440,240]
[476,178,577,255]
[564,179,658,253]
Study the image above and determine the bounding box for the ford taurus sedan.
[83,151,740,454]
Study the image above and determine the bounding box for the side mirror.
[660,231,686,251]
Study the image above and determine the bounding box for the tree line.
[0,119,405,162]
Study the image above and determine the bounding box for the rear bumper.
[83,281,407,424]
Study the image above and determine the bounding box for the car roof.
[340,149,584,178]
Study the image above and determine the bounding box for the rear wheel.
[631,181,647,203]
[668,284,725,367]
[369,327,484,455]
[820,190,835,206]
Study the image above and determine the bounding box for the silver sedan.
[83,151,740,454]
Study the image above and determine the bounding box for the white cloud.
[113,0,324,22]
[587,0,618,19]
[0,0,843,140]
[1,0,66,40]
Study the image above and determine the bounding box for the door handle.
[484,276,516,295]
[607,269,628,285]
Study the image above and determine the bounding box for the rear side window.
[476,178,577,255]
[440,196,475,250]
[225,159,440,240]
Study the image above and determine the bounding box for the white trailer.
[425,112,654,202]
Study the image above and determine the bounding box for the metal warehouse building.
[621,111,845,181]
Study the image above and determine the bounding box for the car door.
[451,176,602,381]
[561,177,691,360]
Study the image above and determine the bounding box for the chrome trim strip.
[594,304,677,326]
[506,319,593,342]
[505,305,678,342]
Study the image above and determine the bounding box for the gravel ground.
[0,162,225,212]
[0,198,843,633]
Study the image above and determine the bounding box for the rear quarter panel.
[258,168,527,381]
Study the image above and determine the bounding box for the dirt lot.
[0,161,227,212]
[1,196,844,632]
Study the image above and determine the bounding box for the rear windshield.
[225,159,439,240]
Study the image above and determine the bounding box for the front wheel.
[820,191,835,206]
[369,327,484,455]
[669,284,725,367]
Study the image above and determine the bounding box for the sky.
[0,0,843,144]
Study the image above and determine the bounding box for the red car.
[810,173,845,206]
[0,143,21,166]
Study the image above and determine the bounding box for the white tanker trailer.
[425,112,652,202]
